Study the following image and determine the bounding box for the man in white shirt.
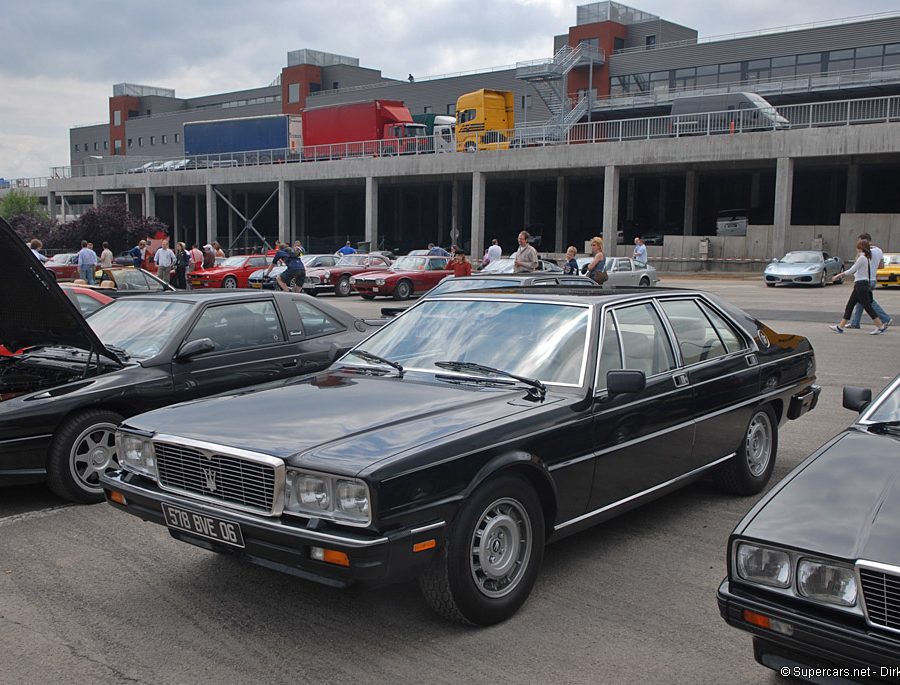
[632,236,647,263]
[486,238,502,265]
[153,239,176,284]
[848,232,891,329]
[99,241,114,268]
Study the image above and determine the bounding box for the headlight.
[283,469,371,525]
[375,279,385,286]
[805,266,820,273]
[321,271,331,283]
[797,559,857,606]
[116,432,157,478]
[349,277,356,284]
[736,543,791,588]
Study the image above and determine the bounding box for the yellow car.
[876,252,900,287]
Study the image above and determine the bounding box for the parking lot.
[1,277,897,684]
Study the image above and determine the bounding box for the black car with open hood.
[0,217,380,503]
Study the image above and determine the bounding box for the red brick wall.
[281,64,323,114]
[567,21,627,99]
[109,95,140,155]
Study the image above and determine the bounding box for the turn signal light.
[310,546,350,567]
[743,609,793,636]
[743,610,770,629]
[109,491,127,505]
[413,539,436,553]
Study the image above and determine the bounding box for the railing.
[42,94,900,180]
[0,177,51,190]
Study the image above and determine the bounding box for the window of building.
[446,103,456,115]
[161,134,167,144]
[93,142,98,151]
[885,43,900,67]
[332,81,339,90]
[288,82,300,103]
[645,35,656,48]
[649,70,669,92]
[796,52,823,75]
[115,140,122,152]
[696,64,718,86]
[174,133,180,143]
[580,37,600,51]
[746,58,771,82]
[128,138,133,148]
[74,144,80,152]
[673,67,696,89]
[855,45,883,70]
[770,55,796,78]
[114,110,122,126]
[309,83,321,93]
[718,62,741,84]
[423,105,433,113]
[138,137,143,147]
[609,76,629,96]
[826,49,854,73]
[150,136,155,145]
[613,37,625,52]
[104,141,108,150]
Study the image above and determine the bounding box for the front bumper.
[718,579,900,681]
[100,470,444,588]
[876,272,899,286]
[764,272,822,285]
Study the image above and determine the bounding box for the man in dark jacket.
[266,242,306,293]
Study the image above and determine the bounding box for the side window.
[596,312,623,390]
[699,301,746,353]
[614,303,676,376]
[618,260,632,272]
[293,300,345,337]
[659,299,728,365]
[247,257,267,268]
[124,270,151,290]
[186,301,285,352]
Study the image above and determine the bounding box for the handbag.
[592,269,609,284]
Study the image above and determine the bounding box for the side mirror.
[842,386,872,413]
[176,337,216,361]
[607,370,646,395]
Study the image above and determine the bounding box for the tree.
[50,201,168,252]
[0,189,47,220]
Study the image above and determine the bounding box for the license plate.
[877,275,888,281]
[251,283,262,288]
[373,287,379,293]
[191,280,201,286]
[161,503,245,548]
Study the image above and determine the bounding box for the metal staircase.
[516,43,605,137]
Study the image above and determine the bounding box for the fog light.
[310,546,350,567]
[109,491,127,505]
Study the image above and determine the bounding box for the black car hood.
[740,430,900,566]
[124,370,546,476]
[0,218,118,362]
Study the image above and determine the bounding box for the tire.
[818,271,826,287]
[360,293,376,300]
[419,474,545,625]
[711,405,778,496]
[335,276,352,297]
[222,276,238,289]
[393,280,412,301]
[639,277,650,287]
[47,409,124,503]
[465,142,477,153]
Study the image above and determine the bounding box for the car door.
[586,301,695,511]
[241,256,268,287]
[171,298,300,400]
[285,297,355,371]
[657,297,759,471]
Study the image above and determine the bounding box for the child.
[563,246,579,275]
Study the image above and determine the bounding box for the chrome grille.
[154,442,276,514]
[305,276,321,285]
[860,566,900,633]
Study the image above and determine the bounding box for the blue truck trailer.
[183,114,302,158]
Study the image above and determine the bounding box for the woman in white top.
[830,238,888,335]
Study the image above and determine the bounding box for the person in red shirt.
[451,252,472,278]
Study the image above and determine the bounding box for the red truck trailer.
[301,100,428,159]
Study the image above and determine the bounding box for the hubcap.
[70,422,119,491]
[338,279,350,295]
[223,278,236,288]
[745,412,773,477]
[470,497,532,598]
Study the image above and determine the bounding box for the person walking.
[563,246,579,275]
[583,236,608,284]
[847,232,892,329]
[450,251,472,278]
[337,241,356,255]
[29,239,47,263]
[76,240,98,284]
[173,242,189,289]
[99,241,113,268]
[830,238,889,335]
[154,239,175,284]
[632,236,647,264]
[513,231,539,273]
[129,240,145,268]
[266,242,305,293]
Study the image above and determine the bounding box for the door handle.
[281,359,298,368]
[673,373,690,387]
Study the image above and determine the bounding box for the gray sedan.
[763,250,843,287]
[576,257,660,287]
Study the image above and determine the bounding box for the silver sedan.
[763,250,843,287]
[576,257,660,286]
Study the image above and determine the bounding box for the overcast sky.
[0,0,895,179]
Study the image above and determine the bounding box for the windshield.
[338,254,368,266]
[392,256,435,271]
[47,253,74,264]
[864,379,900,424]
[428,278,519,296]
[88,299,194,359]
[481,259,514,274]
[884,254,900,266]
[781,251,823,264]
[221,256,246,267]
[347,299,590,386]
[404,124,427,136]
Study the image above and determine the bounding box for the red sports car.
[303,253,393,296]
[189,254,271,289]
[351,255,452,300]
[44,253,79,280]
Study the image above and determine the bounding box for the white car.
[576,257,659,287]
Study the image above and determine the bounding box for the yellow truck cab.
[455,89,514,152]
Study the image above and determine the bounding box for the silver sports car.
[763,250,843,287]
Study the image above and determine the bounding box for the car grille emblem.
[202,468,218,492]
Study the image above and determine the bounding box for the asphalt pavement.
[1,276,897,685]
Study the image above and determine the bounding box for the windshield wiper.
[866,420,900,435]
[435,361,546,400]
[347,349,404,378]
[103,344,130,361]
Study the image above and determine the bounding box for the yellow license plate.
[251,283,261,288]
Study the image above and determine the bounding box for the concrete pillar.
[298,189,307,247]
[145,186,156,218]
[172,192,179,245]
[523,180,532,227]
[194,194,200,247]
[451,180,460,246]
[750,171,761,209]
[437,184,446,247]
[125,192,131,214]
[626,176,636,221]
[227,191,235,249]
[683,171,698,236]
[846,163,860,213]
[92,190,101,208]
[602,166,620,256]
[365,176,379,248]
[243,193,250,251]
[773,157,794,258]
[205,184,216,246]
[333,191,340,245]
[657,178,667,226]
[470,171,486,260]
[46,191,57,222]
[289,187,297,244]
[555,176,567,254]
[277,180,289,244]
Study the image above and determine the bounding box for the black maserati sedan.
[718,373,900,681]
[102,286,820,625]
[0,218,380,503]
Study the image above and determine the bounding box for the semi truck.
[455,89,514,152]
[412,113,456,153]
[302,100,428,158]
[183,114,303,161]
